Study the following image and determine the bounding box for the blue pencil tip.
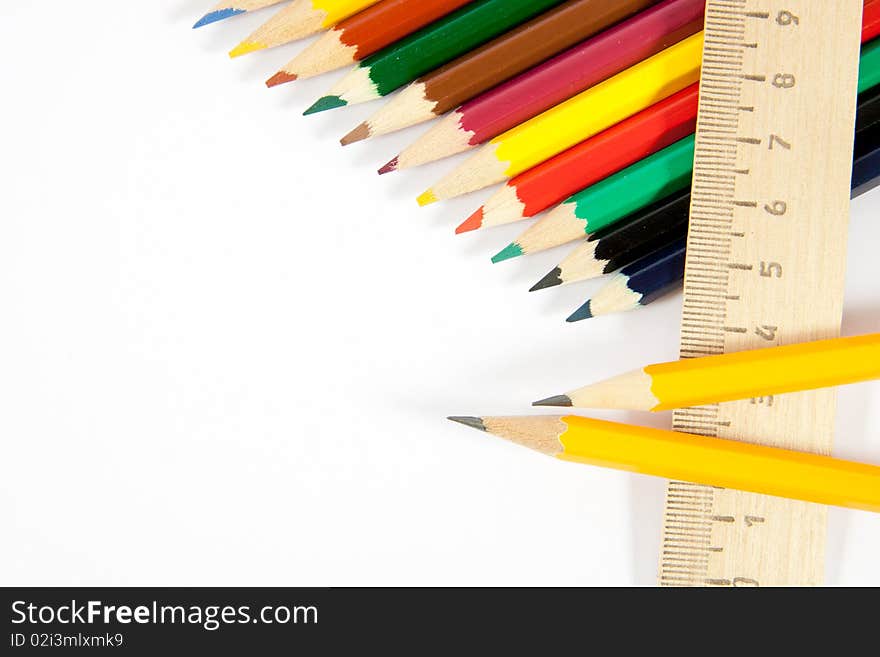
[566,301,593,323]
[303,96,348,116]
[193,8,245,29]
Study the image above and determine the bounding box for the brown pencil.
[342,0,659,145]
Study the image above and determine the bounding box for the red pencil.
[384,0,705,173]
[456,85,699,233]
[865,0,880,41]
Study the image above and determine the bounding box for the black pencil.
[530,188,690,291]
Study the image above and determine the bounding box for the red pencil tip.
[378,157,399,176]
[455,207,484,234]
[266,71,297,88]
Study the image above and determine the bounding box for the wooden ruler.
[658,0,863,586]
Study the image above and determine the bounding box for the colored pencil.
[491,136,695,263]
[461,13,880,233]
[267,0,474,86]
[229,0,383,58]
[529,190,690,292]
[447,415,880,513]
[386,0,706,174]
[194,0,285,28]
[458,84,699,234]
[304,0,569,116]
[498,40,880,264]
[568,238,687,321]
[570,119,880,322]
[343,0,661,145]
[417,32,704,205]
[533,334,880,411]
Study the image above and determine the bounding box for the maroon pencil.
[382,0,705,174]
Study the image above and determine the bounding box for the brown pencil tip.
[456,208,484,234]
[340,122,371,147]
[378,156,399,175]
[447,416,487,432]
[266,71,297,88]
[532,395,573,408]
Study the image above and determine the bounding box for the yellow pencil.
[533,333,880,412]
[448,415,880,513]
[417,31,703,206]
[230,0,383,58]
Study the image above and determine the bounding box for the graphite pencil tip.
[266,71,297,88]
[530,267,563,292]
[417,190,438,207]
[340,122,370,146]
[193,8,245,28]
[456,208,484,234]
[447,416,487,432]
[532,395,573,408]
[566,301,593,323]
[378,157,399,175]
[491,243,523,264]
[229,39,267,58]
[304,95,348,116]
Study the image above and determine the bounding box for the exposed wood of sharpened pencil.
[194,0,285,28]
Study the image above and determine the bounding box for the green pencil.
[491,135,695,263]
[303,0,569,115]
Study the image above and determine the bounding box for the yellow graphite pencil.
[448,415,880,514]
[417,31,703,206]
[230,0,383,57]
[533,333,880,411]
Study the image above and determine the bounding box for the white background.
[1,1,878,586]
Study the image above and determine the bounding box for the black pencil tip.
[447,416,487,432]
[566,301,593,323]
[529,267,563,292]
[532,395,572,408]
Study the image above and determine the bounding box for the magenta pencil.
[384,0,705,173]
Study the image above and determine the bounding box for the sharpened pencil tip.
[304,96,347,116]
[447,416,487,432]
[193,8,245,28]
[378,157,399,175]
[340,122,370,146]
[417,190,438,207]
[456,208,484,234]
[491,243,523,264]
[567,301,593,323]
[229,39,267,58]
[266,71,297,88]
[530,267,563,292]
[532,395,573,408]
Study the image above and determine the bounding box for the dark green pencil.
[303,0,568,115]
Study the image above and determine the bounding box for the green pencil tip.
[566,301,593,323]
[530,267,563,292]
[447,416,487,432]
[491,242,523,264]
[304,95,347,116]
[532,395,572,408]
